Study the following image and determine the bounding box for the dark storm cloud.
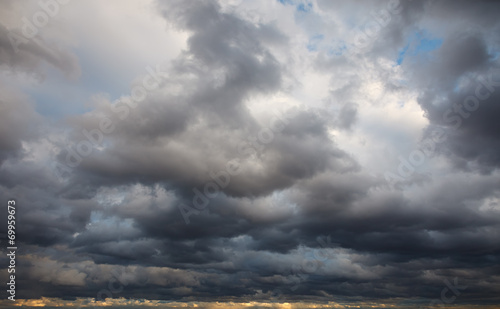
[395,10,500,171]
[158,0,284,125]
[433,83,500,172]
[61,0,354,201]
[1,0,500,306]
[0,183,97,246]
[57,0,286,189]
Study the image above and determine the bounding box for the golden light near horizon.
[1,0,500,307]
[4,297,499,309]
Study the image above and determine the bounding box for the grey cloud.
[2,0,500,306]
[336,103,358,130]
[60,1,354,203]
[0,22,81,80]
[0,86,40,166]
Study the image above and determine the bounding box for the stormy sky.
[1,0,500,308]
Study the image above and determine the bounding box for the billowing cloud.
[1,0,500,308]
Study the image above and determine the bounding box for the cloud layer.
[0,0,500,307]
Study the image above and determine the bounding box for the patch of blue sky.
[277,0,313,13]
[85,212,137,243]
[396,43,410,65]
[74,49,132,103]
[418,38,443,53]
[297,2,313,13]
[396,30,443,65]
[452,72,478,94]
[27,87,89,118]
[327,42,348,56]
[307,34,324,51]
[17,64,91,118]
[89,210,134,228]
[25,48,141,119]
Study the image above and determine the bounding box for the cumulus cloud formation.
[0,0,500,308]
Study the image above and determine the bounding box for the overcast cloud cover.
[1,0,500,308]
